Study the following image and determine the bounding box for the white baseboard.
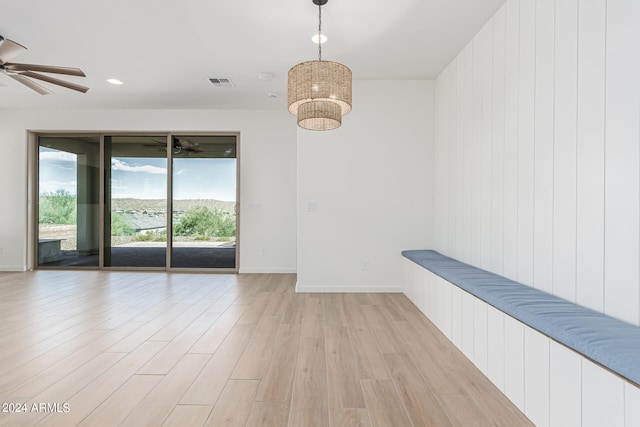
[0,266,28,272]
[295,281,403,293]
[238,268,297,274]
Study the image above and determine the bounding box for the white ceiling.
[0,0,505,110]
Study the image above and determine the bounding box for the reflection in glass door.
[37,136,100,267]
[171,135,237,269]
[104,136,168,268]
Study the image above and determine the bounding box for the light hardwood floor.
[0,271,532,427]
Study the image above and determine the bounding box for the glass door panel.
[171,135,237,269]
[104,135,168,268]
[35,132,237,271]
[37,136,100,267]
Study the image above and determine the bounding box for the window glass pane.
[104,136,167,268]
[171,136,237,269]
[38,136,100,267]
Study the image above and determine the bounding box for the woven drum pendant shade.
[298,100,341,130]
[288,60,352,131]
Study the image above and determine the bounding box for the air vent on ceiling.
[208,78,234,87]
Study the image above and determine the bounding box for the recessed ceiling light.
[258,73,274,82]
[312,33,328,44]
[107,78,123,85]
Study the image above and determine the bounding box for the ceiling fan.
[0,35,89,95]
[173,138,204,154]
[146,138,205,155]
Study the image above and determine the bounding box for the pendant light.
[288,0,352,131]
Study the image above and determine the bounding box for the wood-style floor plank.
[0,328,110,394]
[202,379,259,427]
[330,408,371,427]
[245,401,290,426]
[300,295,325,339]
[180,323,255,405]
[288,337,329,427]
[361,379,413,427]
[349,327,390,380]
[39,341,167,427]
[360,304,407,355]
[324,325,366,410]
[391,319,467,395]
[384,351,453,426]
[254,322,300,402]
[137,313,219,375]
[76,374,163,427]
[188,304,246,354]
[161,404,212,427]
[439,393,493,427]
[119,354,210,427]
[0,271,532,427]
[5,321,143,398]
[230,315,281,380]
[5,352,126,427]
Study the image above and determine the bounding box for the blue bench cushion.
[402,249,640,386]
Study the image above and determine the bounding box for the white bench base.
[403,257,640,427]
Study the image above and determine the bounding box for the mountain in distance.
[112,198,236,214]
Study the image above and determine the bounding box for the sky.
[39,147,237,201]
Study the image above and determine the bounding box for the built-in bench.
[402,249,640,426]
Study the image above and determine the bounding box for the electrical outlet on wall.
[362,259,369,271]
[261,248,268,257]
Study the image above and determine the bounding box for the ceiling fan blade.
[0,37,27,65]
[5,62,86,76]
[19,71,89,93]
[7,73,52,95]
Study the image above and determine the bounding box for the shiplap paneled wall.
[433,0,640,326]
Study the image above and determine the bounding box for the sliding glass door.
[171,135,237,269]
[104,135,168,268]
[37,136,100,267]
[34,132,238,271]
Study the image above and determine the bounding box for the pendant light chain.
[318,2,322,61]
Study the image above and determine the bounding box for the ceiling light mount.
[287,0,352,131]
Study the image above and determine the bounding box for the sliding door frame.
[29,130,240,273]
[29,132,104,271]
[167,131,240,273]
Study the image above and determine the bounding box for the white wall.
[434,0,640,326]
[297,80,434,292]
[0,108,297,273]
